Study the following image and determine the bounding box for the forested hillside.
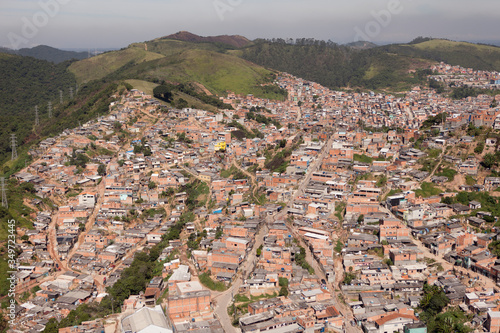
[240,39,433,91]
[240,38,500,92]
[0,53,76,167]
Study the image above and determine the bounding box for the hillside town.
[7,62,500,333]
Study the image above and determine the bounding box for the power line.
[10,134,17,160]
[1,177,7,209]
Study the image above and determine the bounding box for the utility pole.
[1,177,7,209]
[10,134,17,160]
[35,105,39,126]
[48,101,52,119]
[69,87,74,99]
[59,90,63,104]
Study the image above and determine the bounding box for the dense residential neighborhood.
[6,62,500,333]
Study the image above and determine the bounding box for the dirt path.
[192,82,213,96]
[423,145,448,182]
[47,209,65,270]
[65,178,106,266]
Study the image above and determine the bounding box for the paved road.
[212,131,365,333]
[284,132,336,214]
[213,223,268,333]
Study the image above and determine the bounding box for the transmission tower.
[1,177,7,209]
[48,101,52,119]
[60,90,63,104]
[69,87,74,99]
[34,105,39,126]
[10,134,17,160]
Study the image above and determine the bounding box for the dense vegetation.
[0,54,76,166]
[419,284,471,333]
[421,112,448,129]
[199,272,227,291]
[242,38,500,92]
[241,39,432,91]
[245,111,281,128]
[294,245,314,274]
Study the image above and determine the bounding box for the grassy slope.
[68,46,165,83]
[124,79,158,95]
[69,39,276,98]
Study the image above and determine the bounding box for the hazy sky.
[2,0,500,49]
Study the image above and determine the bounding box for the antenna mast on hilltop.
[1,177,7,209]
[10,134,17,160]
[34,105,39,126]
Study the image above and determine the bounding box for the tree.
[177,98,188,109]
[148,181,157,189]
[215,226,223,239]
[279,286,289,297]
[256,245,263,257]
[420,284,449,316]
[97,164,106,176]
[42,318,59,333]
[357,214,364,223]
[153,85,173,103]
[474,143,485,154]
[483,153,496,169]
[441,196,453,205]
[343,272,356,285]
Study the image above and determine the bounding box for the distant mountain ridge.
[0,45,88,63]
[162,31,250,48]
[344,41,378,50]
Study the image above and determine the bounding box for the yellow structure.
[214,141,226,151]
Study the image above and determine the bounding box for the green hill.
[240,38,500,92]
[0,53,76,166]
[240,40,434,91]
[69,39,284,99]
[381,39,500,72]
[69,46,165,83]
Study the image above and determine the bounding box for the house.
[487,310,500,333]
[78,192,96,208]
[372,313,419,333]
[469,200,482,210]
[121,305,172,333]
